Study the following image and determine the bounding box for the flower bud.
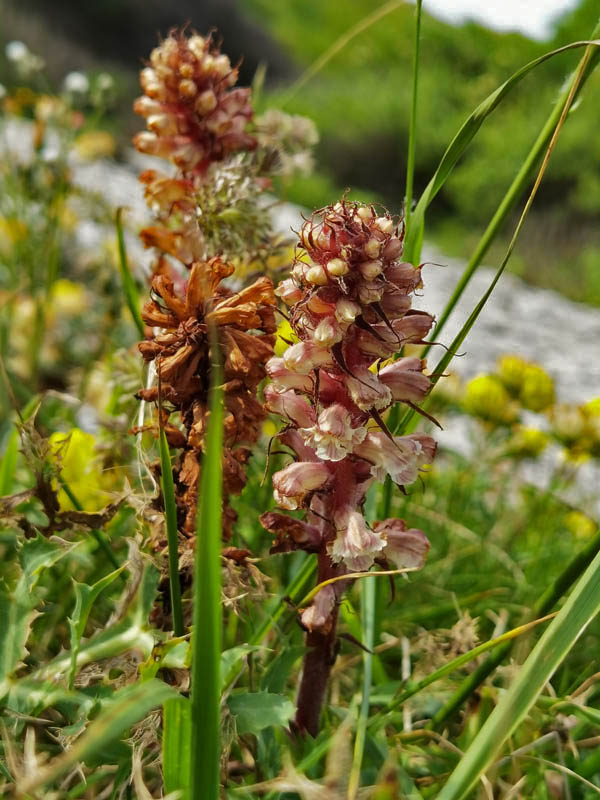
[358,260,382,280]
[364,237,381,259]
[306,264,329,285]
[327,257,349,277]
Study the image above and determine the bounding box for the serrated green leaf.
[221,645,264,689]
[18,679,178,795]
[227,691,294,735]
[163,696,192,800]
[34,559,160,683]
[68,565,127,689]
[0,534,72,697]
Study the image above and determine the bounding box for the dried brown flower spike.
[138,256,275,539]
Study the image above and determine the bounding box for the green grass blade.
[115,207,145,338]
[163,696,192,800]
[403,35,600,266]
[395,38,599,438]
[17,679,177,795]
[437,546,600,800]
[190,328,224,800]
[418,20,600,353]
[431,524,600,728]
[403,0,422,229]
[347,576,377,799]
[158,427,185,637]
[280,0,404,107]
[370,614,554,729]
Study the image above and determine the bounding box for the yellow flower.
[74,130,117,160]
[519,364,555,412]
[564,510,596,540]
[0,217,28,256]
[274,318,298,357]
[506,426,549,459]
[462,374,518,424]
[49,428,109,512]
[497,354,528,393]
[50,279,89,316]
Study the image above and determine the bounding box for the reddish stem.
[294,548,345,736]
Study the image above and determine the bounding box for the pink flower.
[379,357,430,403]
[264,385,315,428]
[373,519,430,570]
[300,584,336,632]
[283,341,334,374]
[300,403,367,461]
[344,369,392,411]
[272,461,331,509]
[266,357,314,393]
[329,510,386,571]
[355,431,436,485]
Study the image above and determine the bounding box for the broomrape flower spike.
[262,199,438,735]
[133,31,277,568]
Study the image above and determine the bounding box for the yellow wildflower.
[564,510,597,540]
[519,364,555,412]
[462,374,518,425]
[49,428,109,512]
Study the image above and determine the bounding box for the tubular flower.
[260,199,438,735]
[137,255,276,538]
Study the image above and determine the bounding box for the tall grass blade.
[431,523,600,727]
[158,427,185,637]
[347,576,376,799]
[280,0,404,107]
[419,19,600,353]
[403,36,600,266]
[163,696,192,800]
[395,38,598,437]
[115,207,145,338]
[437,546,600,800]
[403,0,422,229]
[190,327,224,800]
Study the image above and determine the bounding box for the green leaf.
[68,565,127,689]
[190,329,224,800]
[404,37,600,265]
[0,427,18,496]
[17,679,178,795]
[34,558,160,683]
[437,547,600,800]
[163,696,192,800]
[221,645,264,689]
[227,691,295,735]
[0,534,72,697]
[115,207,145,337]
[260,646,304,694]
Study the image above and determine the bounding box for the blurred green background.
[2,0,600,305]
